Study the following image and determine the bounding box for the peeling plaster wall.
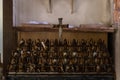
[13,0,111,26]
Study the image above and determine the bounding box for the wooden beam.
[14,25,116,33]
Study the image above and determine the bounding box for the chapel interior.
[2,0,120,80]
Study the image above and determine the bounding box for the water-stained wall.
[13,0,111,26]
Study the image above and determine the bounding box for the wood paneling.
[18,32,108,46]
[3,0,17,76]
